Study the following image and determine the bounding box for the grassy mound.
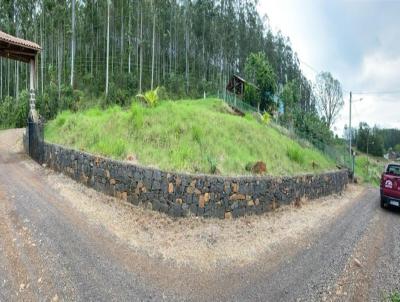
[45,98,336,176]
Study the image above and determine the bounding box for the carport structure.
[0,30,41,121]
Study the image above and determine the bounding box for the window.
[387,165,400,176]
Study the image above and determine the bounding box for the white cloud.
[357,52,400,93]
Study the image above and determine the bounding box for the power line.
[351,90,400,96]
[298,59,319,75]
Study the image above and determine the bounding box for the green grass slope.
[45,98,336,176]
[355,152,387,186]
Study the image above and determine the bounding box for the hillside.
[45,99,336,176]
[355,152,388,186]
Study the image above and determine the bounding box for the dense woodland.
[353,125,400,157]
[0,1,314,121]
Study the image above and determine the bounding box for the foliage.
[355,122,384,157]
[262,112,271,125]
[387,291,400,302]
[129,102,144,129]
[291,110,334,148]
[243,85,260,108]
[280,80,302,126]
[287,146,305,165]
[104,83,129,107]
[244,52,277,113]
[314,72,344,129]
[0,91,30,128]
[0,0,322,131]
[136,87,167,107]
[355,153,387,186]
[376,128,400,151]
[45,98,336,176]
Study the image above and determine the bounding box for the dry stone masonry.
[40,142,348,219]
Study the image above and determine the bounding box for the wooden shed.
[226,74,247,99]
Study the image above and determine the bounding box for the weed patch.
[287,146,305,165]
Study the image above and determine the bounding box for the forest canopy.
[0,1,313,116]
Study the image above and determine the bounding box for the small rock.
[229,193,246,201]
[354,258,362,267]
[168,183,174,193]
[126,154,138,163]
[252,161,267,174]
[199,195,205,208]
[52,294,59,302]
[224,212,232,219]
[19,283,25,291]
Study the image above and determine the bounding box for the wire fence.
[220,92,353,171]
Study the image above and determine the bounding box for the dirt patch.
[31,162,364,270]
[0,128,25,153]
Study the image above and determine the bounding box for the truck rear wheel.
[380,196,385,208]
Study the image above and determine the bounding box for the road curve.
[0,129,398,302]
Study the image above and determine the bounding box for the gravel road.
[0,129,398,302]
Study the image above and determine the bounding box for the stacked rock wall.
[42,142,348,218]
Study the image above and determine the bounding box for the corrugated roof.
[0,30,41,51]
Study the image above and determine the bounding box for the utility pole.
[349,91,352,160]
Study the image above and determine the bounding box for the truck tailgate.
[382,174,400,199]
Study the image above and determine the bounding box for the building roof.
[0,30,41,62]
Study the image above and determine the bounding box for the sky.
[258,0,400,136]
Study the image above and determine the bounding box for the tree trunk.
[151,1,156,90]
[120,1,124,74]
[128,0,131,74]
[70,0,75,87]
[185,2,189,94]
[40,0,44,95]
[105,0,110,96]
[139,7,143,93]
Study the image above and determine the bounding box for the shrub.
[156,86,169,101]
[136,87,160,107]
[388,291,400,302]
[287,146,305,164]
[262,112,271,125]
[244,113,254,122]
[105,83,129,107]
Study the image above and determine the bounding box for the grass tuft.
[287,146,305,165]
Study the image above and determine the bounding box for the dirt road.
[0,129,398,301]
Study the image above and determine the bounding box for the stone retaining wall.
[41,142,348,219]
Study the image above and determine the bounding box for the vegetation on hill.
[354,152,387,186]
[45,99,336,176]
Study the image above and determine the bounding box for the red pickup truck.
[380,163,400,208]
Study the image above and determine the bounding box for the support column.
[29,58,38,122]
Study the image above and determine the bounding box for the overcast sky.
[258,0,400,136]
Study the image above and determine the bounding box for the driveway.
[0,129,398,301]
